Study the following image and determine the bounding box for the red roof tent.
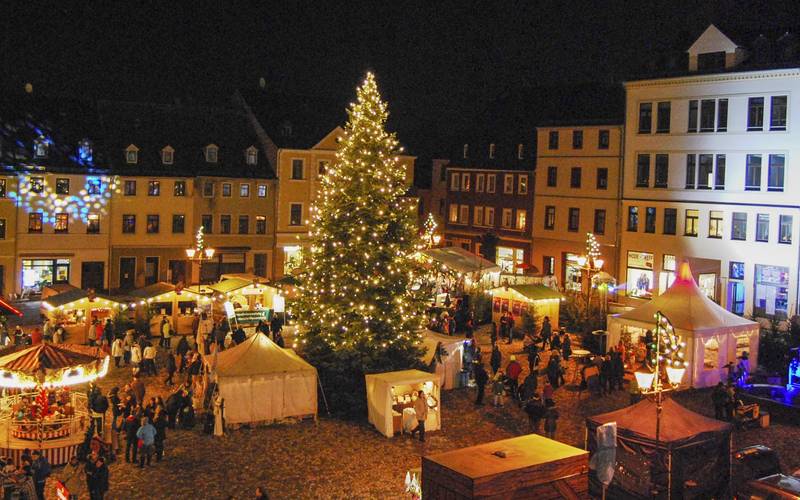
[0,343,104,373]
[0,296,22,317]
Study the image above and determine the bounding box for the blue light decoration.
[789,351,800,390]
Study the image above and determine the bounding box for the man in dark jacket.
[490,345,501,375]
[711,382,727,420]
[232,326,246,345]
[540,316,552,349]
[130,375,146,405]
[474,362,489,405]
[31,450,51,500]
[165,352,176,386]
[176,336,190,373]
[86,455,109,500]
[123,415,140,463]
[610,351,625,391]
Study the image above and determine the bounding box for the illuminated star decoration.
[423,212,437,240]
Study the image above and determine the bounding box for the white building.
[620,24,800,319]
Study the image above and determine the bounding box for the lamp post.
[575,233,604,316]
[185,227,216,285]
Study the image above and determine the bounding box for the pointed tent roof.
[205,333,316,378]
[615,263,756,335]
[0,343,104,374]
[587,397,732,448]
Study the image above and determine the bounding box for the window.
[547,166,557,187]
[594,209,606,235]
[34,138,48,158]
[572,130,583,149]
[161,147,174,165]
[745,154,762,191]
[220,215,231,234]
[596,168,608,189]
[256,215,267,234]
[474,206,484,226]
[240,183,250,197]
[548,131,558,149]
[448,204,459,223]
[568,208,580,232]
[656,102,671,133]
[627,251,654,298]
[503,174,514,194]
[148,180,160,196]
[54,213,68,233]
[543,256,555,275]
[487,174,496,193]
[205,145,218,163]
[28,213,42,233]
[715,155,726,190]
[459,205,469,225]
[222,183,232,197]
[544,206,555,230]
[517,143,524,160]
[686,155,697,189]
[125,145,138,164]
[684,209,699,236]
[87,214,100,234]
[489,143,495,159]
[754,264,789,318]
[756,214,769,242]
[201,214,212,234]
[56,178,70,195]
[779,215,792,244]
[0,219,6,239]
[87,179,101,195]
[688,100,699,132]
[518,175,528,195]
[291,159,304,180]
[699,99,715,132]
[717,99,728,131]
[475,174,485,193]
[172,214,185,234]
[654,154,668,188]
[768,154,785,192]
[732,212,747,240]
[598,129,610,149]
[484,207,495,226]
[501,208,512,228]
[318,160,328,176]
[663,208,677,235]
[747,97,764,131]
[698,51,725,70]
[645,207,656,233]
[246,147,258,165]
[146,215,160,234]
[570,167,582,188]
[0,179,6,198]
[124,180,136,196]
[697,154,713,189]
[203,181,214,197]
[30,176,44,194]
[730,261,745,280]
[516,210,526,230]
[257,184,268,198]
[450,172,460,191]
[770,96,787,130]
[709,210,723,238]
[173,180,186,197]
[462,144,469,158]
[238,215,249,234]
[289,204,302,226]
[627,206,639,231]
[636,154,649,187]
[461,173,470,192]
[122,215,136,234]
[638,102,652,133]
[254,253,267,277]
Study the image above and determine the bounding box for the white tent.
[365,369,441,438]
[608,263,759,388]
[421,330,466,390]
[204,333,317,425]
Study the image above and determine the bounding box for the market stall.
[607,263,759,387]
[0,343,109,466]
[206,276,279,328]
[421,330,466,390]
[41,289,125,344]
[420,246,501,306]
[586,397,732,499]
[365,369,440,438]
[489,284,563,329]
[203,333,317,425]
[126,282,208,336]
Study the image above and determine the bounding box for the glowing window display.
[626,251,654,298]
[283,246,303,275]
[22,259,70,289]
[565,253,582,292]
[658,254,676,294]
[754,264,789,317]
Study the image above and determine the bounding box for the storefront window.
[565,253,582,292]
[698,273,716,300]
[658,254,676,294]
[754,264,789,317]
[496,247,524,275]
[626,251,654,298]
[283,246,303,275]
[22,259,70,290]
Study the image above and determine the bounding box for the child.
[492,370,505,407]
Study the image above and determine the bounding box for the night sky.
[3,1,800,154]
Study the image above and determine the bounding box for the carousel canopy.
[0,343,108,388]
[422,246,501,274]
[43,289,121,309]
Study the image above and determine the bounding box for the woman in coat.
[130,344,142,372]
[111,338,124,368]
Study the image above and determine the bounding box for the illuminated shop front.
[283,246,303,275]
[754,264,789,318]
[626,251,653,298]
[22,259,70,290]
[496,247,524,275]
[564,253,582,292]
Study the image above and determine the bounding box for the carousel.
[0,343,109,465]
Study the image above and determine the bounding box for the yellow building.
[533,125,623,291]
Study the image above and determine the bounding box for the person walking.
[31,450,51,500]
[526,342,539,374]
[524,393,545,433]
[409,390,428,442]
[111,337,124,368]
[85,455,109,500]
[540,316,552,350]
[60,455,84,500]
[544,402,560,440]
[153,409,168,462]
[505,356,522,401]
[546,355,562,389]
[165,350,176,386]
[490,344,501,375]
[136,416,156,468]
[474,362,488,405]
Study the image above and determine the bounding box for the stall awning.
[491,284,563,302]
[421,246,501,274]
[43,289,121,309]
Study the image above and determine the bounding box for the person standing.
[492,371,506,407]
[561,332,572,361]
[130,343,142,373]
[540,316,552,349]
[103,319,114,345]
[490,344,501,375]
[610,351,625,391]
[31,450,51,500]
[505,356,522,401]
[153,409,168,462]
[160,315,171,349]
[136,416,156,468]
[474,362,488,406]
[111,337,124,368]
[60,455,84,500]
[176,336,190,372]
[123,415,140,463]
[165,350,176,386]
[711,382,727,420]
[409,390,428,442]
[526,342,539,374]
[506,313,516,345]
[130,375,146,406]
[544,402,560,440]
[143,343,157,376]
[524,394,545,433]
[85,455,109,500]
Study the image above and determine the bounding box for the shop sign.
[627,251,654,269]
[235,309,271,324]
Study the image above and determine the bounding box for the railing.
[0,391,89,442]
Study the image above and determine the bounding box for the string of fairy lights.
[651,312,687,369]
[296,73,427,350]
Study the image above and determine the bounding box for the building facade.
[620,25,800,319]
[533,125,623,291]
[416,158,449,231]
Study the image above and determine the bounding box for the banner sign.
[234,309,272,325]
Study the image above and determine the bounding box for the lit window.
[448,204,458,223]
[30,177,44,194]
[516,210,527,230]
[779,215,792,244]
[87,179,101,195]
[503,174,514,194]
[544,206,555,230]
[502,208,513,228]
[489,143,496,159]
[54,213,69,233]
[684,209,699,237]
[0,179,6,198]
[486,174,496,193]
[709,210,723,238]
[162,146,174,165]
[148,180,160,196]
[87,214,100,234]
[173,180,186,197]
[257,184,267,198]
[256,215,267,234]
[240,183,250,197]
[124,180,136,196]
[125,145,138,164]
[756,214,769,242]
[34,138,49,158]
[246,146,258,165]
[461,174,470,191]
[56,178,70,195]
[122,215,136,233]
[222,183,231,197]
[518,175,528,195]
[28,213,43,233]
[205,144,219,163]
[318,160,329,177]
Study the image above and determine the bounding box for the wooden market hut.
[42,289,125,344]
[125,282,207,335]
[205,275,279,326]
[489,284,563,330]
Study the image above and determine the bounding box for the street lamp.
[576,233,604,314]
[185,227,215,261]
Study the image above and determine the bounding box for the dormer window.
[161,146,174,165]
[462,144,469,159]
[687,25,743,72]
[281,122,292,137]
[78,139,92,163]
[245,146,258,166]
[125,144,139,164]
[517,143,524,160]
[489,143,496,159]
[205,144,218,163]
[33,137,48,159]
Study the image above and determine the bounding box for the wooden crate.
[422,434,589,499]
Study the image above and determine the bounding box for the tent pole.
[317,377,331,416]
[667,450,672,500]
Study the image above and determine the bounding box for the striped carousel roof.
[0,343,104,374]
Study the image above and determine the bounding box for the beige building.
[416,159,450,230]
[533,125,623,291]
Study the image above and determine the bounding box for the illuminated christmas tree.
[296,73,427,415]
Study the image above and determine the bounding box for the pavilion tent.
[421,246,501,275]
[203,333,317,425]
[421,330,466,389]
[607,263,758,387]
[365,369,441,438]
[586,398,732,499]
